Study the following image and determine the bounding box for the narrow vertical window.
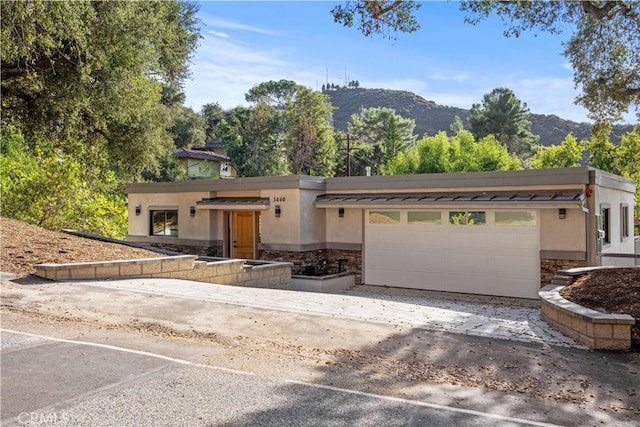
[621,205,629,240]
[601,207,610,244]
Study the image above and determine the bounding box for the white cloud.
[201,15,280,36]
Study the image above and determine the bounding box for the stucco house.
[126,167,636,299]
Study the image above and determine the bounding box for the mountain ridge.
[324,87,634,147]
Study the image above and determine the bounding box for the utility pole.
[338,133,353,177]
[346,133,351,177]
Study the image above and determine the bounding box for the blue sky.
[183,1,630,124]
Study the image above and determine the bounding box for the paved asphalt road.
[2,330,562,427]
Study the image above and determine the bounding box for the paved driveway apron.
[72,278,584,349]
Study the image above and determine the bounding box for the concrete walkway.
[71,278,585,349]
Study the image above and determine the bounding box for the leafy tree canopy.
[529,134,586,169]
[385,130,522,175]
[1,0,200,180]
[331,0,421,39]
[470,88,539,158]
[334,1,640,124]
[347,107,416,174]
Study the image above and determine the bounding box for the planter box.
[291,272,355,293]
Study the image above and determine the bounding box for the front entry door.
[233,211,256,259]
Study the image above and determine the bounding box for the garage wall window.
[495,211,536,226]
[621,204,629,240]
[151,210,178,236]
[369,211,400,224]
[408,211,441,224]
[449,211,485,225]
[600,205,611,245]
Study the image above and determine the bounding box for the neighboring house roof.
[173,147,230,162]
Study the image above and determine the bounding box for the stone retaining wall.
[539,267,636,350]
[35,255,292,290]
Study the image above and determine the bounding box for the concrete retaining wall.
[35,255,292,290]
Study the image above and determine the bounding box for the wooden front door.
[233,211,256,259]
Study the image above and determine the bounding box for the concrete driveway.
[57,277,584,349]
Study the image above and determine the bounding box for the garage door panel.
[492,254,539,275]
[365,269,402,286]
[493,232,538,250]
[366,229,404,247]
[445,273,489,294]
[403,250,443,268]
[446,253,490,274]
[490,278,538,299]
[403,230,444,247]
[365,209,539,298]
[447,231,489,249]
[404,271,444,288]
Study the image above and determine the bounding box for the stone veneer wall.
[260,248,363,284]
[540,258,587,285]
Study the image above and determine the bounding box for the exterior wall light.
[135,206,141,216]
[559,208,566,219]
[338,208,345,218]
[275,205,281,217]
[190,206,196,217]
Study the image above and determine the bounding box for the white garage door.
[364,209,540,299]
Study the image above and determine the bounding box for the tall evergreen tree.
[469,88,539,158]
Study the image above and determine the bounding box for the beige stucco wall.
[299,190,326,245]
[128,191,214,240]
[539,207,586,252]
[596,185,636,254]
[325,208,363,244]
[260,188,300,245]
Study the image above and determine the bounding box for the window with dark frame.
[621,205,629,240]
[151,210,178,236]
[601,207,610,244]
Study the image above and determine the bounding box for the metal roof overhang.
[196,197,270,210]
[314,191,586,209]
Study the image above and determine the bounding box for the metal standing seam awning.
[314,191,586,208]
[196,197,270,210]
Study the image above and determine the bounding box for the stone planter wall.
[539,267,636,350]
[35,255,292,290]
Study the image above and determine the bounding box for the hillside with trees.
[325,87,635,148]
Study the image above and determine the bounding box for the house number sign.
[272,196,286,202]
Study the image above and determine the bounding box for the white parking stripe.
[2,328,561,427]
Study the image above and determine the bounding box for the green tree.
[222,105,287,177]
[170,107,206,149]
[0,127,127,239]
[285,87,337,176]
[201,102,226,142]
[335,1,640,124]
[529,134,586,169]
[347,107,416,174]
[587,124,618,172]
[331,1,422,39]
[385,130,521,175]
[1,0,200,180]
[469,88,539,158]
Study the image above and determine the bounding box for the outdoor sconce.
[275,205,281,218]
[135,206,141,216]
[559,208,566,219]
[190,206,196,217]
[338,208,345,218]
